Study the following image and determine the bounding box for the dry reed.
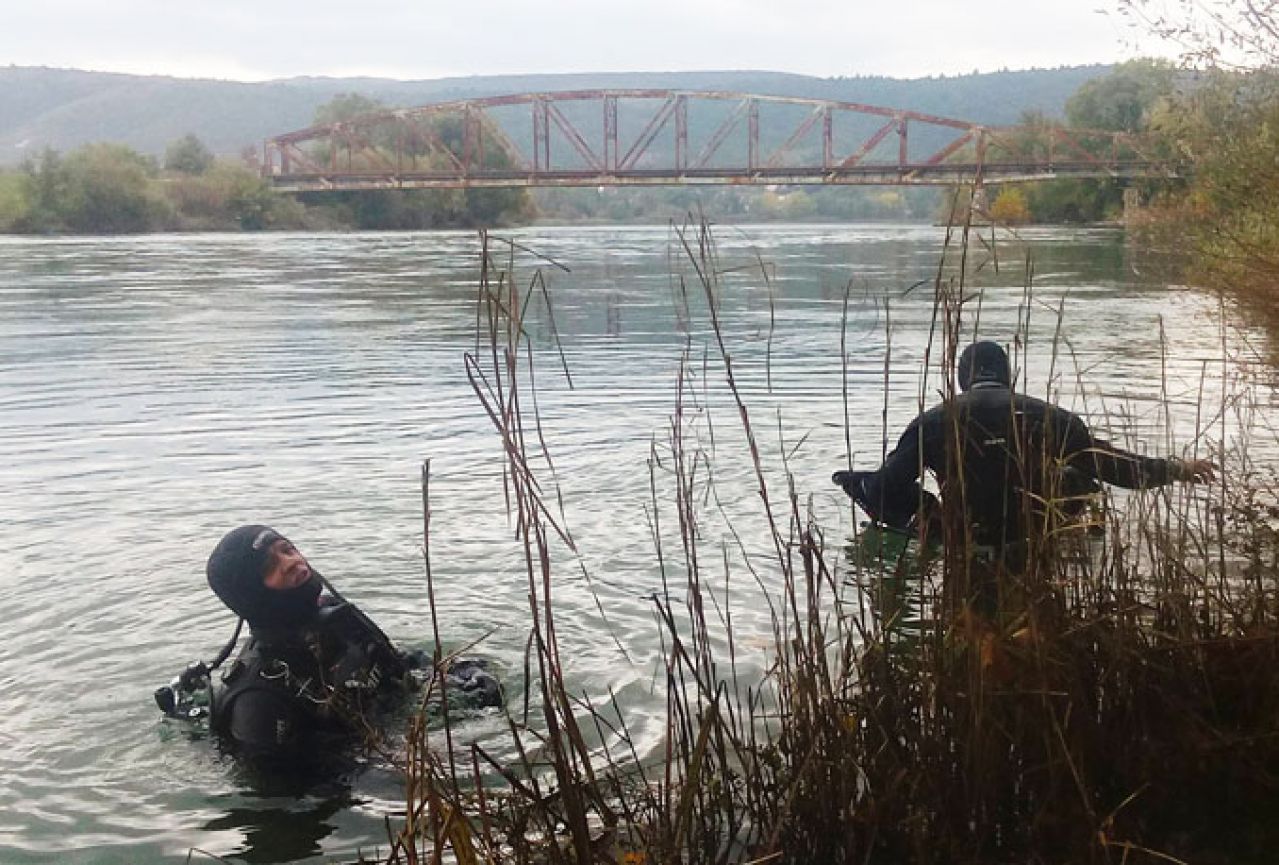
[381,216,1279,865]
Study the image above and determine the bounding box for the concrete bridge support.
[1123,186,1141,225]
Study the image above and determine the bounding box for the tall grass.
[383,217,1279,865]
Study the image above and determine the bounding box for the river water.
[0,223,1273,863]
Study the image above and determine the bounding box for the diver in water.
[833,341,1214,608]
[157,524,501,761]
[204,524,408,758]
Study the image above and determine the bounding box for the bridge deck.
[269,163,1176,193]
[261,90,1181,193]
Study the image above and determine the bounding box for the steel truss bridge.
[262,90,1180,193]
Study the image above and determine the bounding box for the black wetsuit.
[210,600,410,759]
[841,381,1183,550]
[201,525,495,761]
[208,601,504,759]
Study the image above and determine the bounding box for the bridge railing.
[262,90,1181,191]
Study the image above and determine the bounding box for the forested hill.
[0,65,1110,166]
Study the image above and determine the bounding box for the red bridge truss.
[262,90,1181,192]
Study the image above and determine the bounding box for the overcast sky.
[1,1,1171,82]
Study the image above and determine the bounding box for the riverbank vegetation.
[962,1,1279,333]
[0,138,534,234]
[0,92,535,234]
[1127,67,1279,337]
[1124,0,1279,343]
[973,59,1179,226]
[973,19,1279,336]
[378,221,1279,864]
[0,137,936,234]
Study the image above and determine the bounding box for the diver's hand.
[832,470,868,497]
[1175,458,1216,483]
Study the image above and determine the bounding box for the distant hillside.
[0,65,1110,167]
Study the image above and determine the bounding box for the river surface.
[0,223,1273,863]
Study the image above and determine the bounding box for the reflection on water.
[0,224,1272,863]
[201,787,353,864]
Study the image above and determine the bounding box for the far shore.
[0,218,1130,238]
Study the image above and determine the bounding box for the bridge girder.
[262,89,1182,192]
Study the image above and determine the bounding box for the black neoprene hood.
[958,341,1011,391]
[206,524,321,629]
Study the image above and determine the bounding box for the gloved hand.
[833,468,937,534]
[832,470,871,500]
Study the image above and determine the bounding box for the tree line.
[0,137,534,234]
[0,93,534,234]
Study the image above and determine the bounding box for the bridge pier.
[1123,186,1141,226]
[970,182,990,220]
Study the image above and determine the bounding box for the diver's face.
[262,538,312,591]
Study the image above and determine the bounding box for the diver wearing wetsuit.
[205,525,413,758]
[833,341,1214,560]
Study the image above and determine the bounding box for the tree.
[779,190,817,220]
[17,148,69,232]
[164,134,215,175]
[304,94,530,228]
[1144,70,1279,327]
[1065,59,1177,133]
[212,161,300,230]
[163,158,305,230]
[13,143,170,233]
[0,171,26,231]
[58,144,169,233]
[314,92,388,126]
[989,186,1031,224]
[1000,110,1061,162]
[1026,178,1124,223]
[1114,2,1279,334]
[1005,61,1180,224]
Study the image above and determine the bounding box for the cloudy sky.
[2,0,1171,82]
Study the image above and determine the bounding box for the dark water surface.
[0,224,1272,863]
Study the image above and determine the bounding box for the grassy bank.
[379,219,1278,864]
